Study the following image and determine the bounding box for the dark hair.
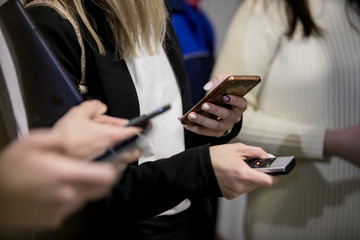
[284,0,360,38]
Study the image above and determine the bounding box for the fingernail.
[202,103,210,111]
[98,105,107,114]
[268,154,276,158]
[203,82,213,91]
[189,113,197,120]
[223,95,231,103]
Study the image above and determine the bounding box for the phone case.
[180,75,261,125]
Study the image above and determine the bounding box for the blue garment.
[169,0,215,105]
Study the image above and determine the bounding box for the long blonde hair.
[24,0,168,57]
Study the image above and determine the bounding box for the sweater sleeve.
[212,0,326,159]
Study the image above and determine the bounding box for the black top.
[25,1,242,239]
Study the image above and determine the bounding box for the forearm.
[237,110,326,159]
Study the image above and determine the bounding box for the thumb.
[203,73,232,91]
[77,100,108,118]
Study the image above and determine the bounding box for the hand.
[52,100,142,160]
[210,143,279,199]
[324,125,360,166]
[184,74,247,137]
[0,130,117,231]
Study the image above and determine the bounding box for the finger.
[77,100,108,118]
[23,129,63,150]
[117,148,142,164]
[63,100,107,121]
[203,73,232,91]
[105,148,141,165]
[184,123,225,137]
[52,100,107,130]
[93,115,129,126]
[235,143,268,159]
[60,161,117,200]
[245,169,280,187]
[222,95,247,110]
[185,112,224,130]
[200,103,240,125]
[101,126,143,147]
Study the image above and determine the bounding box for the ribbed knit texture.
[213,0,360,239]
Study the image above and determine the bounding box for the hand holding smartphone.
[96,104,171,163]
[180,75,261,125]
[126,104,171,127]
[244,156,296,175]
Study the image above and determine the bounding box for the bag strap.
[25,0,87,96]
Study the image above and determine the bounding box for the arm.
[324,126,360,166]
[103,142,278,223]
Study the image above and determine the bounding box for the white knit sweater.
[213,0,360,239]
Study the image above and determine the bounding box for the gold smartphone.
[180,75,261,125]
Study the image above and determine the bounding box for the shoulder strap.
[25,0,87,96]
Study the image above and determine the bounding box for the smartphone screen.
[180,75,261,125]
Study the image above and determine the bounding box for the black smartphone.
[96,104,171,162]
[244,156,296,175]
[126,104,171,127]
[180,75,261,125]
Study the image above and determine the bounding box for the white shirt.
[125,43,190,216]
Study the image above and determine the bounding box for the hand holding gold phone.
[180,75,261,125]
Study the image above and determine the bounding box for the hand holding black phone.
[96,104,171,163]
[126,104,171,127]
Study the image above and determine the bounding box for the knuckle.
[234,142,246,149]
[213,121,222,130]
[57,187,77,206]
[262,179,273,187]
[222,110,232,119]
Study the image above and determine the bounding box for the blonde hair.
[24,0,168,57]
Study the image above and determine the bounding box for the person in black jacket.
[24,0,279,239]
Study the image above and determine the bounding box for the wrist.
[324,129,343,157]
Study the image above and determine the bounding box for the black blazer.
[26,2,242,239]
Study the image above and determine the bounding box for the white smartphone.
[244,156,296,175]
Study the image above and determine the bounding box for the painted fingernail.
[223,95,231,103]
[189,113,197,120]
[203,82,213,91]
[202,103,211,111]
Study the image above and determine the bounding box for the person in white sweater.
[211,0,360,239]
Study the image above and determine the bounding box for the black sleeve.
[109,145,222,222]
